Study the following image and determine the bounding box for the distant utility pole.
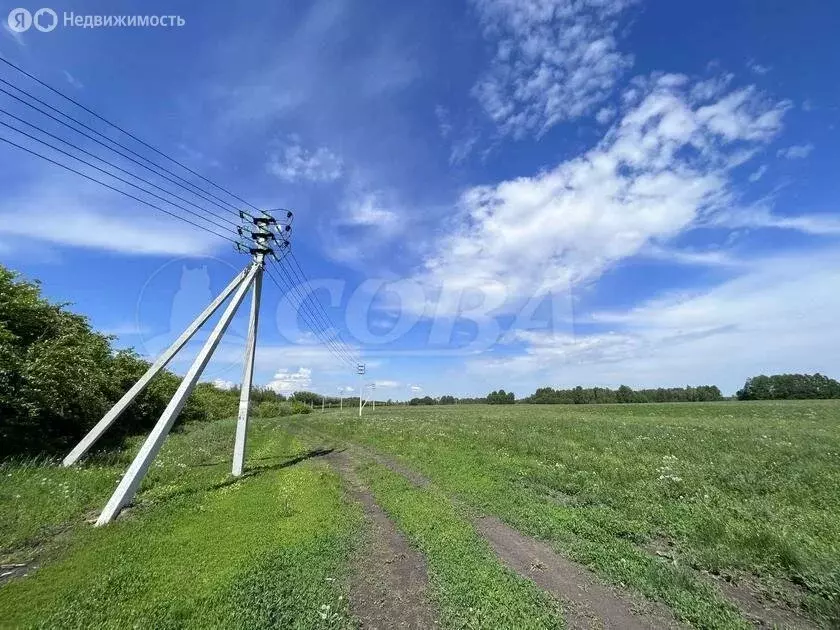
[357,363,366,417]
[371,383,376,411]
[62,209,293,526]
[338,386,344,410]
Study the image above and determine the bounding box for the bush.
[290,400,311,415]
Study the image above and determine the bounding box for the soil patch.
[324,449,439,629]
[476,515,682,630]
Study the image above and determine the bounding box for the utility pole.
[338,386,344,410]
[371,383,376,411]
[64,209,293,525]
[357,363,366,417]
[233,214,273,477]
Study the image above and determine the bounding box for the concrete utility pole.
[357,363,366,417]
[232,216,272,477]
[63,209,293,525]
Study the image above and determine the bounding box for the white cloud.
[471,0,636,137]
[0,183,221,257]
[715,206,840,236]
[342,192,399,226]
[63,70,83,89]
[468,249,840,393]
[2,21,26,47]
[212,378,237,391]
[267,143,343,182]
[435,105,452,138]
[412,74,791,315]
[747,60,771,75]
[375,380,400,388]
[595,106,616,125]
[266,367,313,393]
[777,143,814,160]
[409,385,423,393]
[748,164,767,182]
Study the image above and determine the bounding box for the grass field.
[1,400,838,628]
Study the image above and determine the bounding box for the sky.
[1,0,839,399]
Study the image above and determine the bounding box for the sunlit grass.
[298,400,840,627]
[0,418,361,629]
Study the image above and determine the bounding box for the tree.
[736,374,840,400]
[487,389,515,404]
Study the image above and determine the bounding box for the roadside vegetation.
[0,416,360,629]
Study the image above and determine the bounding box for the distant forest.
[411,375,840,406]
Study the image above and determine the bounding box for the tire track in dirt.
[302,431,682,629]
[359,447,681,629]
[323,449,440,629]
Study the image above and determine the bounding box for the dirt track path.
[313,436,682,629]
[324,450,440,629]
[475,515,679,630]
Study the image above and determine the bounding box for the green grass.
[296,400,840,628]
[0,418,362,629]
[4,401,838,628]
[358,459,566,629]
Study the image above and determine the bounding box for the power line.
[269,257,358,367]
[0,118,238,236]
[265,263,355,368]
[285,250,359,363]
[264,261,357,368]
[0,78,242,220]
[0,107,241,233]
[0,133,238,244]
[0,55,260,213]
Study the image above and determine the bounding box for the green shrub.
[290,401,311,415]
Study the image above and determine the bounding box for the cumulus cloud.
[267,143,343,182]
[341,192,399,227]
[412,74,792,315]
[471,0,636,137]
[266,367,313,393]
[212,379,237,391]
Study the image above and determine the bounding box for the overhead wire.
[0,108,240,234]
[0,133,238,244]
[0,117,239,235]
[270,257,358,367]
[0,78,243,220]
[0,55,260,212]
[285,250,360,363]
[264,264,356,369]
[0,58,360,374]
[265,259,358,368]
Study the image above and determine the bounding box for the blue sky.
[1,0,839,398]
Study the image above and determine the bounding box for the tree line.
[736,374,840,400]
[523,384,724,404]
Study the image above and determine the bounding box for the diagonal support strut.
[62,266,253,467]
[96,262,259,525]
